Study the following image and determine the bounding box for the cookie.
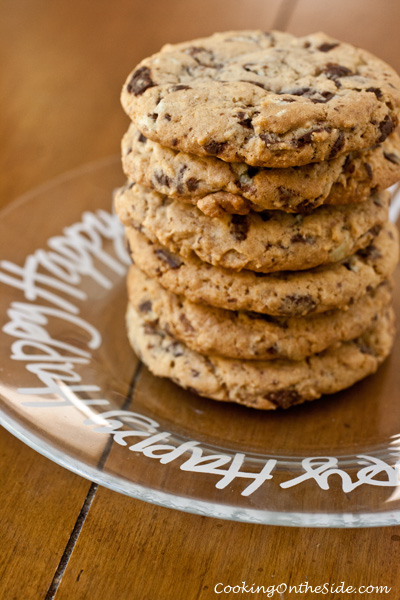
[122,124,400,215]
[128,264,393,361]
[121,30,400,168]
[115,183,388,273]
[125,222,398,316]
[126,302,395,409]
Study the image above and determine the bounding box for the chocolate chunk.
[323,63,353,78]
[155,249,183,269]
[366,86,383,99]
[260,133,276,146]
[377,115,395,143]
[289,86,313,97]
[138,300,152,313]
[154,172,171,187]
[230,214,249,241]
[127,66,155,96]
[383,151,400,164]
[296,131,314,147]
[321,63,353,88]
[318,42,340,52]
[364,162,373,179]
[186,177,200,191]
[357,244,382,261]
[138,133,147,143]
[236,111,253,129]
[170,84,192,92]
[328,131,345,159]
[203,141,227,155]
[265,389,302,409]
[311,91,335,103]
[280,294,317,315]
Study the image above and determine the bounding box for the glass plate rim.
[1,157,400,529]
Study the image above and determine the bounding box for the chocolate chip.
[203,141,227,155]
[186,177,200,191]
[364,162,373,179]
[366,87,383,99]
[318,42,340,52]
[154,172,171,188]
[164,113,172,121]
[155,249,183,269]
[191,369,200,378]
[265,389,302,409]
[236,111,253,129]
[328,131,345,159]
[127,66,155,96]
[170,84,192,92]
[377,115,395,143]
[149,113,158,121]
[138,133,147,143]
[139,300,152,313]
[383,151,400,164]
[279,294,317,315]
[171,138,178,146]
[230,214,249,241]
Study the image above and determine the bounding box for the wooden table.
[1,1,400,598]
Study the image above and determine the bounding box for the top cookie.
[121,30,400,167]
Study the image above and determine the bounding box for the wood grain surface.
[1,1,400,599]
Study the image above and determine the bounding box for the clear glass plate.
[1,157,400,528]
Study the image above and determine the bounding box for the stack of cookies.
[115,30,400,409]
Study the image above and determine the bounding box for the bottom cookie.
[126,302,395,410]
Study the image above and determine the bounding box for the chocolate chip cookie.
[126,302,395,409]
[125,222,398,316]
[121,31,400,168]
[128,264,393,361]
[122,124,400,215]
[115,183,388,273]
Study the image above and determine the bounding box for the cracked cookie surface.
[126,302,395,409]
[125,222,399,316]
[121,30,400,167]
[122,125,400,214]
[115,183,389,273]
[128,264,393,361]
